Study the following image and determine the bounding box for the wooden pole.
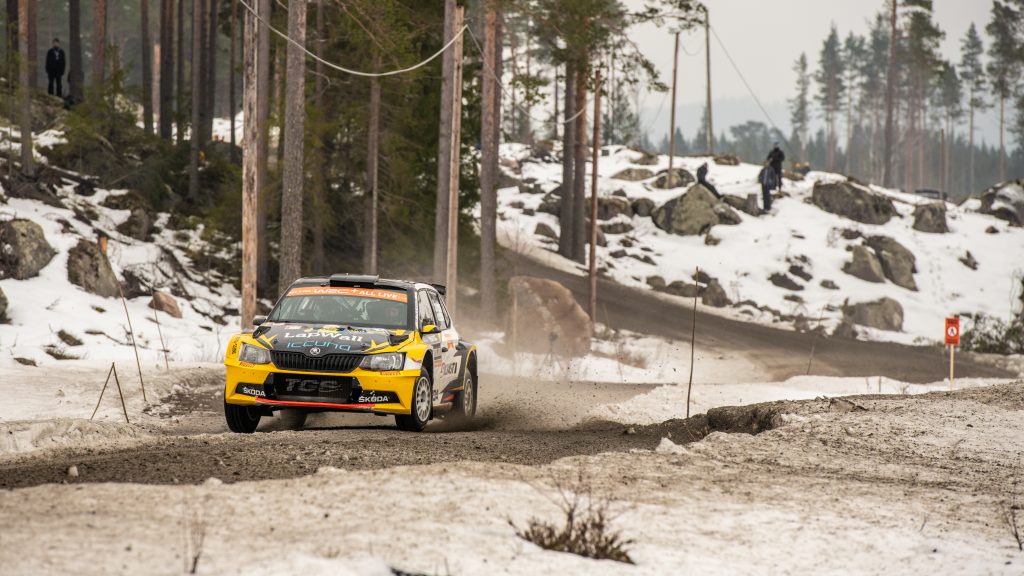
[667,31,679,188]
[366,54,381,275]
[90,363,115,420]
[949,345,955,391]
[118,283,147,403]
[434,0,457,283]
[112,364,130,423]
[152,303,169,370]
[939,128,946,195]
[240,0,259,330]
[686,266,698,418]
[445,6,465,315]
[704,9,713,155]
[588,69,602,325]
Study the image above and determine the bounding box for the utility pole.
[588,70,602,325]
[667,31,679,188]
[365,57,381,275]
[240,0,259,329]
[445,5,465,314]
[704,7,713,155]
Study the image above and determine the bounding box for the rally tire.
[224,401,261,433]
[451,365,477,420]
[395,369,432,432]
[278,409,307,431]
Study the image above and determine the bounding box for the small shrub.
[57,329,83,347]
[961,313,1024,355]
[43,345,80,360]
[512,470,634,564]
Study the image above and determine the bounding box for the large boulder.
[149,290,182,318]
[116,208,153,241]
[723,194,761,216]
[631,197,656,217]
[67,240,121,298]
[538,193,560,216]
[652,184,739,236]
[979,180,1024,226]
[0,219,57,280]
[811,181,896,225]
[845,297,904,332]
[865,236,917,291]
[651,168,695,189]
[701,279,731,307]
[534,222,557,240]
[912,203,949,233]
[597,196,633,220]
[0,286,7,320]
[611,167,654,182]
[507,276,592,357]
[842,245,885,283]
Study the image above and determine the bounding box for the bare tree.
[572,64,587,262]
[228,0,237,156]
[26,0,35,89]
[188,0,204,200]
[240,0,260,328]
[255,0,271,291]
[142,0,154,134]
[882,0,898,188]
[17,0,33,177]
[433,0,456,283]
[159,0,175,138]
[558,64,575,259]
[311,0,326,273]
[176,0,186,143]
[204,0,219,141]
[364,56,381,275]
[93,0,107,86]
[277,0,307,290]
[478,1,500,320]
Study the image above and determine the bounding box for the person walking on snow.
[766,142,785,191]
[45,38,66,97]
[759,166,776,212]
[696,162,722,199]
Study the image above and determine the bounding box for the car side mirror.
[420,323,439,334]
[252,315,267,326]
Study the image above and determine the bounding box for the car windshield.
[267,286,411,329]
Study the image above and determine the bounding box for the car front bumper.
[224,362,421,415]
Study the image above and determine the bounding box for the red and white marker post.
[945,317,960,390]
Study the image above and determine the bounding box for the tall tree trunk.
[557,63,576,259]
[478,2,499,320]
[273,44,284,165]
[572,63,587,262]
[17,0,33,176]
[277,0,307,291]
[187,0,204,201]
[968,98,975,193]
[228,0,236,157]
[93,0,107,87]
[882,0,897,188]
[26,0,35,90]
[176,0,186,143]
[240,0,259,329]
[844,85,854,175]
[195,0,209,145]
[311,0,325,273]
[363,56,381,275]
[255,0,270,291]
[998,95,1005,182]
[5,1,16,58]
[204,0,218,139]
[159,0,174,138]
[69,0,83,102]
[141,0,154,134]
[433,0,456,283]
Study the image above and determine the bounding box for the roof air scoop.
[329,274,380,287]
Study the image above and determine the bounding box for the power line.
[235,0,467,78]
[709,24,795,156]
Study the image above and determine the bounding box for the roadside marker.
[945,317,960,390]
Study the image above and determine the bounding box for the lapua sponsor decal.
[235,383,266,397]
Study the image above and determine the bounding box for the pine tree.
[277,0,307,290]
[842,33,866,174]
[986,1,1019,182]
[959,22,986,192]
[863,13,889,182]
[789,52,810,162]
[902,0,943,192]
[815,25,845,171]
[935,62,962,191]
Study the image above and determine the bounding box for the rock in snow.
[865,236,918,291]
[843,245,886,284]
[148,290,182,319]
[980,180,1024,226]
[844,297,904,332]
[0,219,56,280]
[811,181,895,225]
[611,167,654,182]
[507,276,592,357]
[912,203,949,234]
[67,240,121,298]
[652,184,740,236]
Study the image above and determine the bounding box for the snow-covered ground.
[495,144,1024,345]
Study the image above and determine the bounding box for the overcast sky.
[625,0,1001,144]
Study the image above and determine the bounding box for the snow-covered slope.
[494,144,1024,345]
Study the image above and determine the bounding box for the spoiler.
[429,283,447,296]
[329,274,380,287]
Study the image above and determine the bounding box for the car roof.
[287,276,440,294]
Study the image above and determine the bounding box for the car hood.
[255,323,410,354]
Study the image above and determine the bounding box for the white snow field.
[493,143,1024,345]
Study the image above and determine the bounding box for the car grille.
[270,374,356,402]
[270,351,362,373]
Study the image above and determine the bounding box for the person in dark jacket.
[45,38,66,97]
[759,167,776,211]
[766,142,785,191]
[696,162,722,199]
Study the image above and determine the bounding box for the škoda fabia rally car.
[223,274,477,432]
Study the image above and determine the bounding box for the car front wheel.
[395,369,432,432]
[225,401,261,433]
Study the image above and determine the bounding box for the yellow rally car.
[223,274,477,433]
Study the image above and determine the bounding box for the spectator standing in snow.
[45,38,66,97]
[696,162,722,199]
[766,142,785,191]
[759,167,776,211]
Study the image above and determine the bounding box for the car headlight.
[239,343,272,365]
[359,353,404,372]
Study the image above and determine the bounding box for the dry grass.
[43,344,80,360]
[1007,458,1023,552]
[57,329,83,347]
[511,469,634,564]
